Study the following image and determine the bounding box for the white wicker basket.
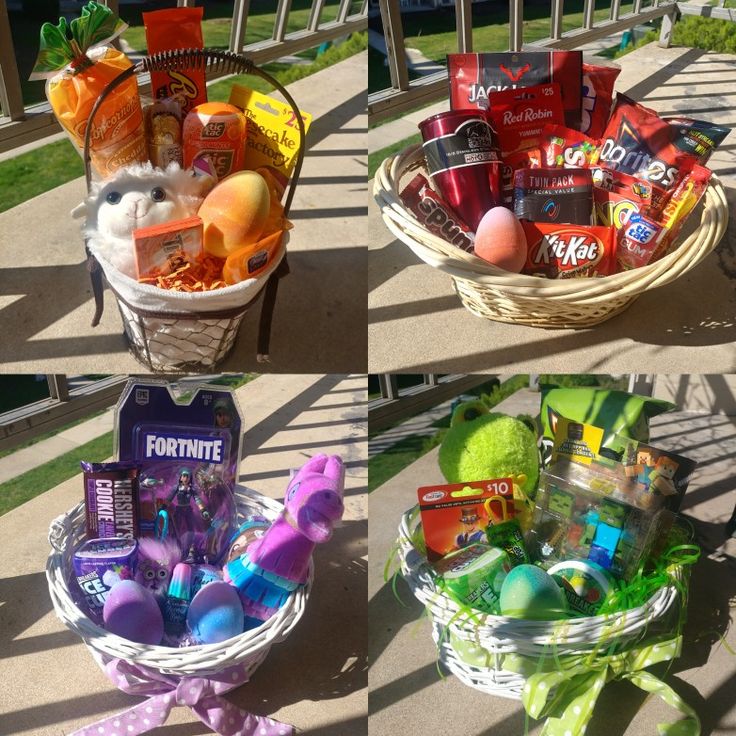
[47,485,310,677]
[398,505,681,699]
[374,144,730,328]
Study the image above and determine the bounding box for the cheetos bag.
[30,1,146,178]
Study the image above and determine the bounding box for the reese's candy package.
[664,117,730,165]
[514,168,594,225]
[144,6,207,114]
[448,51,583,128]
[593,170,654,230]
[521,222,615,278]
[541,124,599,169]
[598,95,698,202]
[30,2,146,178]
[581,63,620,138]
[400,173,475,252]
[487,83,566,156]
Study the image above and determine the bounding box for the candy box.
[73,537,138,623]
[522,222,615,278]
[433,544,511,612]
[115,379,243,563]
[133,215,204,280]
[82,461,140,539]
[527,461,664,579]
[417,478,515,561]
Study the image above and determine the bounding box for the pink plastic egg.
[474,207,528,272]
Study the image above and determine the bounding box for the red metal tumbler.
[419,109,503,231]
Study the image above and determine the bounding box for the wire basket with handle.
[374,144,729,328]
[83,49,306,372]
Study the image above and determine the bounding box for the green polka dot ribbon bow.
[503,634,699,736]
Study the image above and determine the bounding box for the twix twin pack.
[417,478,515,561]
[229,85,312,188]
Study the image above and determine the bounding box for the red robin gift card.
[417,479,515,561]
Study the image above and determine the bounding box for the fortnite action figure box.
[114,379,244,563]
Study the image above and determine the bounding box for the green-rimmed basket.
[398,504,683,699]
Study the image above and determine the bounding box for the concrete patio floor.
[0,373,368,735]
[0,53,367,374]
[369,390,736,735]
[369,44,736,373]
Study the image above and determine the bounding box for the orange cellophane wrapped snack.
[47,46,146,177]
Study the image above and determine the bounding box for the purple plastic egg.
[102,580,164,645]
[187,581,244,644]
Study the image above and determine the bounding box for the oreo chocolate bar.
[448,51,583,128]
[514,167,593,225]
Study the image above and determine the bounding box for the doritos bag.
[30,1,146,178]
[144,6,207,115]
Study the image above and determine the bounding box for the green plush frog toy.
[438,400,541,525]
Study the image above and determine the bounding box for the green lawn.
[0,32,366,214]
[0,431,114,517]
[369,132,420,179]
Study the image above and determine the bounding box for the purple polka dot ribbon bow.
[70,658,294,736]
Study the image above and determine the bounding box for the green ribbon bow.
[30,1,127,78]
[503,634,699,736]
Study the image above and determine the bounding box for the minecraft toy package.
[115,379,243,564]
[526,462,668,580]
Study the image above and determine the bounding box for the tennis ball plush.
[474,207,528,272]
[199,170,271,258]
[438,403,540,496]
[499,564,567,620]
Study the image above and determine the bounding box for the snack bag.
[400,173,475,252]
[143,6,207,114]
[540,124,599,169]
[664,117,730,165]
[539,386,675,465]
[598,95,698,206]
[448,51,583,128]
[30,1,146,178]
[580,63,620,138]
[229,85,312,188]
[593,169,654,229]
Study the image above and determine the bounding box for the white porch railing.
[0,0,367,154]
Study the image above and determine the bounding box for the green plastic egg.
[499,564,567,620]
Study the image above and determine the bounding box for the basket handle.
[48,511,72,553]
[82,48,306,217]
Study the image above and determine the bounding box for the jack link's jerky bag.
[448,51,583,129]
[539,385,675,465]
[144,6,207,115]
[30,1,146,178]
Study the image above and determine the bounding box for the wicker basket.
[374,144,729,328]
[83,49,306,372]
[397,505,681,699]
[47,485,310,677]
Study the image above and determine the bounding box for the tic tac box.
[115,379,244,539]
[417,478,515,561]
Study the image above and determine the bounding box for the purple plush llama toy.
[225,454,345,625]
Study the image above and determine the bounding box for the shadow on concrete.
[228,517,367,711]
[0,571,79,660]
